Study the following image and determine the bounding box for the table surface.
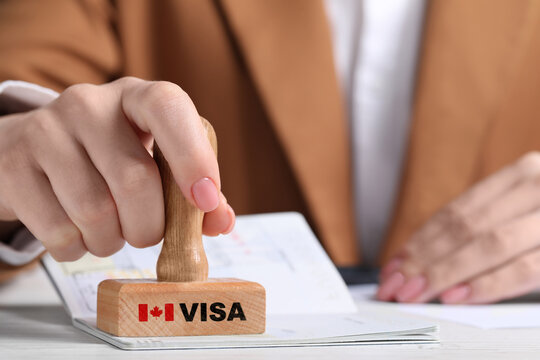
[1,266,539,360]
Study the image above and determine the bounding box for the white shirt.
[324,0,426,265]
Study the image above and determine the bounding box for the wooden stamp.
[96,120,266,337]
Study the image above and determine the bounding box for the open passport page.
[42,212,438,350]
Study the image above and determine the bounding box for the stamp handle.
[153,118,217,282]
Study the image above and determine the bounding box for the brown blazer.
[1,0,540,268]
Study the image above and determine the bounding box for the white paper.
[350,284,540,329]
[43,212,356,319]
[42,212,438,349]
[73,313,437,350]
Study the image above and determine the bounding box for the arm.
[0,1,235,276]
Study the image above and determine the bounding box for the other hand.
[377,152,540,304]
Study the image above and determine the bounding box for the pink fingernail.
[380,258,404,280]
[440,284,471,304]
[395,275,427,303]
[191,177,219,212]
[222,205,235,234]
[376,272,405,301]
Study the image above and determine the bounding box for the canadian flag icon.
[138,304,174,322]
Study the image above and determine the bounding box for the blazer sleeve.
[0,0,121,92]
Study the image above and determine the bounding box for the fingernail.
[380,258,404,280]
[395,275,427,303]
[191,177,219,212]
[440,284,471,304]
[222,205,235,234]
[376,272,405,301]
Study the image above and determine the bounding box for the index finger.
[118,78,221,212]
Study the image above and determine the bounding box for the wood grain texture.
[96,118,266,336]
[154,118,217,282]
[96,279,266,336]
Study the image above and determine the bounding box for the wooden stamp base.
[96,278,266,337]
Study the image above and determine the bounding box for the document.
[42,212,438,350]
[350,284,540,329]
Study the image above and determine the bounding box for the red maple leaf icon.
[150,306,163,319]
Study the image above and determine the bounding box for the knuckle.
[45,224,85,261]
[426,268,447,290]
[147,81,184,99]
[445,205,475,237]
[62,83,94,99]
[113,76,141,87]
[430,258,457,284]
[72,195,117,227]
[475,232,509,259]
[403,240,419,257]
[513,255,538,280]
[126,205,164,250]
[125,207,164,249]
[124,205,164,249]
[23,110,62,149]
[0,123,36,173]
[128,223,163,249]
[117,160,159,198]
[23,109,54,135]
[50,251,85,262]
[8,109,52,146]
[49,223,82,248]
[59,83,101,113]
[89,238,125,258]
[0,145,31,174]
[143,81,189,114]
[517,151,540,178]
[400,261,422,278]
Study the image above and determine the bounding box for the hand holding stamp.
[96,119,266,336]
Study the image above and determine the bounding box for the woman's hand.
[0,77,235,261]
[378,152,540,304]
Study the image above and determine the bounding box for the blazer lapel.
[218,0,359,264]
[381,0,537,263]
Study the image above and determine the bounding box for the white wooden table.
[1,266,538,359]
